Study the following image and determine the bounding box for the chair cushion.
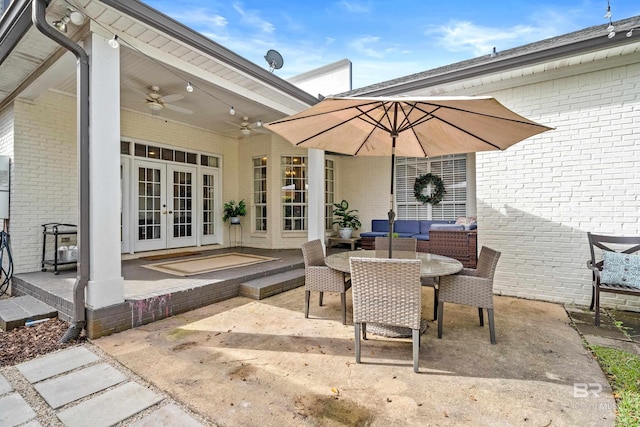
[601,251,640,288]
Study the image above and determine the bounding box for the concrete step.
[239,268,305,300]
[0,295,58,331]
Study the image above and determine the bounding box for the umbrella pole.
[388,134,397,258]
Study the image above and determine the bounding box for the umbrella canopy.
[266,96,553,256]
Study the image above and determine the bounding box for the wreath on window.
[414,173,446,205]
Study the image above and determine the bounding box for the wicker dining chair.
[437,246,501,344]
[374,237,417,258]
[349,257,423,372]
[301,239,351,325]
[375,236,441,320]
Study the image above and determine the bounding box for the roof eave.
[0,0,40,65]
[100,0,319,106]
[350,25,640,96]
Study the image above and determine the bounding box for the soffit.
[0,0,315,136]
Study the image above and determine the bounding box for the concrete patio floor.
[93,287,619,426]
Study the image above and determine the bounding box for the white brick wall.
[472,63,640,308]
[12,93,78,273]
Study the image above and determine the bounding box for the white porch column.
[307,149,325,244]
[85,32,124,308]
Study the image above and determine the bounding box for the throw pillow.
[456,216,477,230]
[600,251,640,288]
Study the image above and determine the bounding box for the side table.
[327,236,361,250]
[229,222,242,247]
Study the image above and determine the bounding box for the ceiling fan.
[225,116,265,137]
[144,85,193,115]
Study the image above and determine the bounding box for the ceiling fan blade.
[162,93,184,103]
[164,103,194,115]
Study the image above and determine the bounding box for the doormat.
[140,251,201,261]
[142,252,279,276]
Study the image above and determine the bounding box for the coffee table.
[326,237,361,250]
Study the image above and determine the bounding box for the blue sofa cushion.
[415,220,452,240]
[360,220,390,238]
[360,231,388,238]
[371,220,389,232]
[394,220,420,235]
[419,220,450,234]
[429,224,465,232]
[361,219,470,240]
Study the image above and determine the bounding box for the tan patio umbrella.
[265,96,553,256]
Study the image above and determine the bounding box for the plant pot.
[339,227,353,239]
[230,217,241,224]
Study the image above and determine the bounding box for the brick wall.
[472,63,640,309]
[12,93,77,273]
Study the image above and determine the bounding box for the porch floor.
[8,245,352,335]
[21,247,304,299]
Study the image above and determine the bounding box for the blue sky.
[143,1,640,90]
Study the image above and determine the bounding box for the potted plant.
[223,199,247,224]
[332,199,361,239]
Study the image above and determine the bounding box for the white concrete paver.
[34,363,127,409]
[0,393,37,426]
[129,403,206,427]
[56,382,163,427]
[17,346,100,383]
[0,373,13,395]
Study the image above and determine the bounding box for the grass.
[590,345,640,426]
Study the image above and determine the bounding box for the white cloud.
[338,1,371,14]
[164,8,228,28]
[348,36,384,58]
[429,20,542,56]
[232,2,275,33]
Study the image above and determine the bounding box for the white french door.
[133,160,197,251]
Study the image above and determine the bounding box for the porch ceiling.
[0,0,317,136]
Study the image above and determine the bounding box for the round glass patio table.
[324,250,463,338]
[324,250,463,277]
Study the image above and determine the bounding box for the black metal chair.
[587,232,640,326]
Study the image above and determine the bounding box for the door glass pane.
[138,166,162,241]
[202,173,215,236]
[172,170,193,238]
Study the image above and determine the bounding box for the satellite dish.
[264,49,284,72]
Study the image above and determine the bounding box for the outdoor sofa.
[360,219,478,268]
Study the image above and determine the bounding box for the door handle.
[168,211,173,214]
[162,211,167,214]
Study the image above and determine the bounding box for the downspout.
[32,0,90,341]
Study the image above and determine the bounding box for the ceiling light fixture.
[256,120,263,127]
[186,82,194,93]
[229,106,235,115]
[67,7,85,25]
[53,16,69,33]
[108,35,119,49]
[240,128,251,137]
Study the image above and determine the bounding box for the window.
[133,143,199,165]
[202,173,215,236]
[253,157,267,231]
[325,159,335,230]
[396,155,468,220]
[281,156,307,231]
